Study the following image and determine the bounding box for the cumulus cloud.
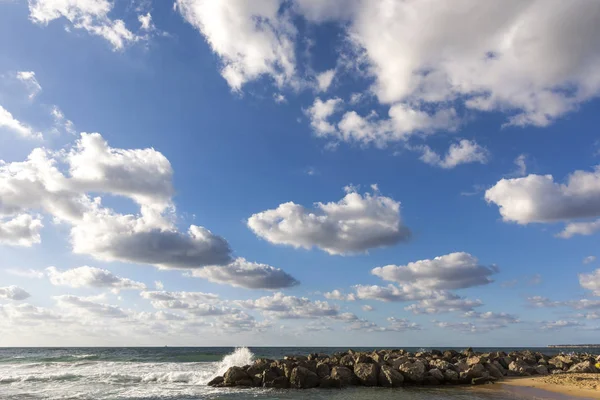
[176,0,297,91]
[16,71,42,99]
[305,97,343,136]
[238,292,339,319]
[539,320,584,331]
[485,166,600,225]
[526,296,561,308]
[0,105,41,139]
[433,320,503,334]
[513,154,527,177]
[46,266,146,291]
[0,286,31,301]
[348,317,421,332]
[0,133,233,269]
[316,69,335,92]
[28,0,141,50]
[0,214,43,246]
[584,256,597,265]
[189,257,299,290]
[138,12,154,31]
[405,293,483,315]
[361,305,373,312]
[580,269,600,296]
[463,311,520,325]
[247,186,410,255]
[140,291,220,310]
[324,290,356,301]
[54,295,128,318]
[372,252,497,291]
[557,219,600,239]
[415,140,489,169]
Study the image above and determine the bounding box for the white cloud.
[485,166,600,224]
[189,257,299,289]
[526,296,560,308]
[176,0,296,91]
[354,284,439,302]
[305,97,343,136]
[580,269,600,296]
[247,186,410,255]
[324,289,356,301]
[29,0,140,50]
[0,105,41,139]
[0,214,43,247]
[371,252,497,290]
[0,286,31,301]
[539,320,584,331]
[405,293,483,315]
[238,292,339,319]
[51,106,76,135]
[347,317,421,332]
[273,93,287,104]
[154,281,164,290]
[415,140,489,169]
[513,154,527,177]
[433,320,502,334]
[0,133,233,269]
[361,304,373,312]
[5,269,45,279]
[16,71,42,99]
[584,256,597,265]
[138,12,154,31]
[46,266,146,291]
[316,69,335,92]
[54,295,128,318]
[140,290,220,309]
[557,219,600,239]
[463,311,520,325]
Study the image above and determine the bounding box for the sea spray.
[214,347,255,378]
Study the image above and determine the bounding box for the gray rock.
[466,363,488,379]
[568,361,595,373]
[330,366,358,386]
[444,369,459,382]
[455,360,469,372]
[378,365,404,387]
[316,362,330,378]
[354,363,379,386]
[428,368,444,381]
[224,366,249,386]
[430,359,453,371]
[485,363,504,379]
[264,376,289,389]
[472,376,497,385]
[534,365,549,375]
[290,366,319,389]
[398,360,426,383]
[207,376,224,387]
[319,376,342,388]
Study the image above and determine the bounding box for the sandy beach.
[498,374,600,399]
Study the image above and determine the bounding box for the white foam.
[214,347,255,377]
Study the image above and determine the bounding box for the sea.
[0,346,594,400]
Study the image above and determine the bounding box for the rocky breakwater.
[207,348,600,389]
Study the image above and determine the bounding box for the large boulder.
[223,366,249,386]
[340,354,355,367]
[444,369,459,383]
[508,360,531,375]
[427,368,444,382]
[430,359,453,371]
[247,359,270,377]
[354,363,379,386]
[465,363,488,380]
[290,366,319,389]
[319,376,342,388]
[207,376,224,387]
[484,363,504,379]
[398,360,426,383]
[534,365,549,375]
[264,376,289,389]
[568,361,596,373]
[378,365,404,387]
[331,366,359,386]
[316,362,330,378]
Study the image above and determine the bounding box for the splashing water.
[214,347,255,377]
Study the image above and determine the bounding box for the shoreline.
[495,375,600,399]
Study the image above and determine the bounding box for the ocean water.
[0,347,593,400]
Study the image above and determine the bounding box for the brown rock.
[354,363,379,386]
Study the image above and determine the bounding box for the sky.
[0,0,600,347]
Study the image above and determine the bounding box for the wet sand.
[496,374,600,399]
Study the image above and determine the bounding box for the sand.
[498,374,600,399]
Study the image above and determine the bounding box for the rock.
[290,366,319,389]
[207,376,224,387]
[443,350,458,360]
[264,376,289,389]
[340,354,354,367]
[319,376,342,388]
[455,360,469,372]
[485,363,504,379]
[467,356,482,366]
[508,360,531,375]
[534,365,549,375]
[428,368,444,382]
[568,361,595,373]
[316,362,330,378]
[236,378,254,387]
[378,365,404,387]
[430,359,453,371]
[398,360,426,383]
[354,363,379,386]
[247,360,270,377]
[330,366,358,386]
[492,360,507,376]
[444,369,459,383]
[261,368,280,386]
[465,364,488,379]
[472,376,497,385]
[390,356,410,369]
[224,366,249,386]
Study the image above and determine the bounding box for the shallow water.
[0,347,594,400]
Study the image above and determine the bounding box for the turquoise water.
[0,347,592,400]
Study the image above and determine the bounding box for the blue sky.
[1,0,600,347]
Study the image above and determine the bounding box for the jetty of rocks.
[208,348,600,389]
